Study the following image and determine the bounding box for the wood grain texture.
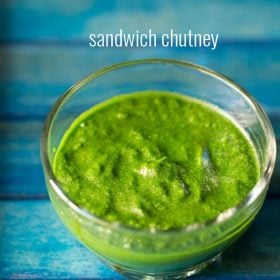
[0,198,279,279]
[0,200,123,279]
[0,120,45,196]
[1,43,279,118]
[1,0,280,41]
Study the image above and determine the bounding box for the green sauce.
[53,91,259,230]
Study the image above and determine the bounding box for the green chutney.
[53,91,259,230]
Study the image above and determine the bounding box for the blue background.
[0,0,279,279]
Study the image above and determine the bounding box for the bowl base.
[111,254,221,279]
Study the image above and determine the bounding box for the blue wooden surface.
[1,199,279,279]
[1,0,280,41]
[0,1,280,279]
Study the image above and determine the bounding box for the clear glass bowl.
[41,59,276,279]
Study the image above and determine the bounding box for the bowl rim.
[40,58,277,234]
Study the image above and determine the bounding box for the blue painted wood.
[0,43,279,118]
[0,198,279,279]
[0,120,46,196]
[0,200,123,279]
[1,0,280,41]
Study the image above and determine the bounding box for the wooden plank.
[0,43,279,118]
[1,0,280,41]
[0,120,45,196]
[0,199,123,279]
[0,198,279,279]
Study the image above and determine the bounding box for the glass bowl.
[41,59,276,279]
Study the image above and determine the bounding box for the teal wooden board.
[0,43,279,119]
[0,198,279,279]
[1,0,280,41]
[0,120,45,196]
[0,200,123,279]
